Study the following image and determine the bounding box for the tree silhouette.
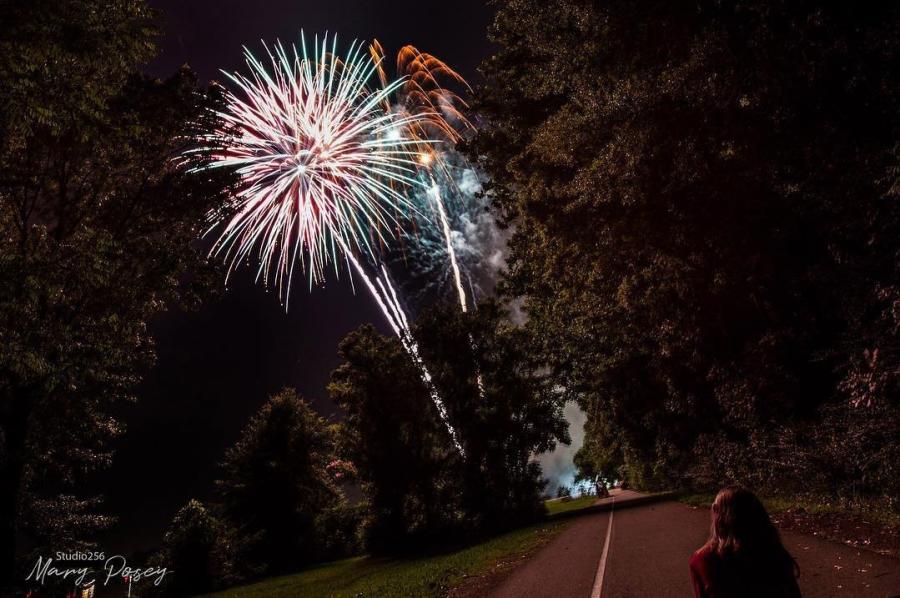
[216,390,341,575]
[475,0,899,497]
[0,0,234,584]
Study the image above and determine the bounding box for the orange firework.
[370,40,475,148]
[370,41,477,316]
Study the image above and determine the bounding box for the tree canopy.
[0,0,233,585]
[216,390,342,575]
[475,0,899,497]
[330,303,569,552]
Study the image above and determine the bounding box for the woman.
[690,486,801,598]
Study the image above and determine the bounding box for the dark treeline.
[334,303,567,551]
[0,0,235,591]
[474,0,899,502]
[155,304,567,594]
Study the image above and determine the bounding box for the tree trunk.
[0,394,29,588]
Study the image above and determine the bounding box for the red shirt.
[690,545,802,598]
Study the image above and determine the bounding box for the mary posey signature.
[26,555,169,588]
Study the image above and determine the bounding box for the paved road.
[489,490,900,598]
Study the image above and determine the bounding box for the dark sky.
[102,0,494,553]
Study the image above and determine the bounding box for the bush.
[216,390,344,575]
[155,500,234,597]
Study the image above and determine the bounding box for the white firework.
[192,33,431,299]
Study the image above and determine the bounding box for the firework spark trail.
[190,33,462,448]
[396,163,502,305]
[386,43,485,399]
[426,171,487,398]
[337,237,462,451]
[428,175,468,313]
[379,279,462,451]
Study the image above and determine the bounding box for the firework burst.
[189,33,463,451]
[192,33,430,300]
[399,164,504,304]
[371,41,474,146]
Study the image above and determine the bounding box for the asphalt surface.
[489,490,900,598]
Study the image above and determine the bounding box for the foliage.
[155,500,235,597]
[415,302,569,531]
[573,406,624,489]
[544,495,597,517]
[216,389,344,576]
[0,0,234,585]
[475,0,899,500]
[330,303,569,553]
[312,502,365,562]
[329,324,460,553]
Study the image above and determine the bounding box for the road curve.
[488,490,900,598]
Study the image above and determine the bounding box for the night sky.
[102,0,494,553]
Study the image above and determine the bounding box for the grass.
[207,497,606,598]
[206,519,569,598]
[676,492,900,527]
[544,495,599,516]
[675,492,716,510]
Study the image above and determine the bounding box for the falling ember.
[429,176,468,313]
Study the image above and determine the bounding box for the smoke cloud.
[397,155,512,305]
[395,151,588,497]
[537,401,588,496]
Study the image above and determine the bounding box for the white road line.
[590,497,615,598]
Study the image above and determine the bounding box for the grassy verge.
[677,491,900,558]
[544,495,598,517]
[207,520,569,598]
[677,492,900,527]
